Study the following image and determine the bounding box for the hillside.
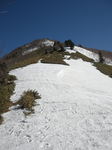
[1,39,112,70]
[0,39,55,69]
[0,39,112,150]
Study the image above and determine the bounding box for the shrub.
[0,75,16,124]
[78,44,82,47]
[64,39,74,49]
[18,90,41,114]
[8,75,17,83]
[0,93,7,113]
[0,61,7,84]
[53,41,65,52]
[0,115,3,124]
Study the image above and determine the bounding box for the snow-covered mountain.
[0,43,112,150]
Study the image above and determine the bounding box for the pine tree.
[70,42,74,50]
[64,39,74,48]
[99,51,104,63]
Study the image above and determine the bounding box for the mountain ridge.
[1,38,112,70]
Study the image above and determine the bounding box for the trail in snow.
[0,58,112,150]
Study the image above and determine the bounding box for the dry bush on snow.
[18,90,41,115]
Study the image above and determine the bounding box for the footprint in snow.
[25,135,33,143]
[40,142,50,149]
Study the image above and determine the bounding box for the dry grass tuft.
[70,52,94,62]
[41,51,69,65]
[94,62,112,78]
[18,90,41,115]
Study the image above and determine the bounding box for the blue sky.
[0,0,112,56]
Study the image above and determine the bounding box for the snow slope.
[65,46,99,61]
[0,57,112,150]
[66,46,112,66]
[75,46,99,61]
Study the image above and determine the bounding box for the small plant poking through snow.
[18,90,41,115]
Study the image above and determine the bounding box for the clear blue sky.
[0,0,112,56]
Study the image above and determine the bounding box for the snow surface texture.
[1,55,112,150]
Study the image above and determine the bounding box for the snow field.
[0,58,112,149]
[74,46,99,62]
[73,46,112,66]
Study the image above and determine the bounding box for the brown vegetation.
[0,75,17,124]
[70,51,94,63]
[18,90,41,115]
[41,51,69,65]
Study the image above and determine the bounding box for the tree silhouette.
[64,39,74,49]
[99,51,105,63]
